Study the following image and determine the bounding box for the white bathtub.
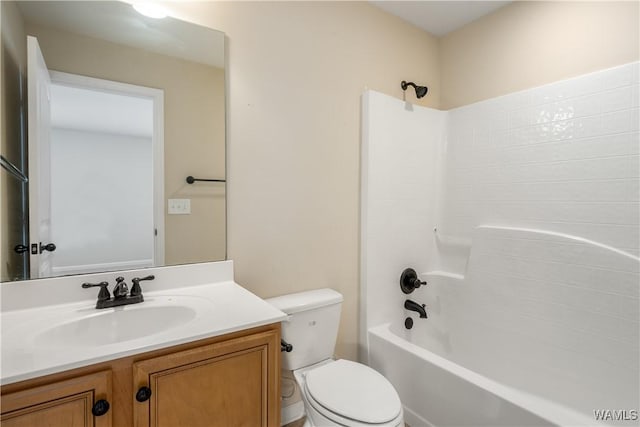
[369,322,600,427]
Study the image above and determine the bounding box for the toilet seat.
[303,359,402,425]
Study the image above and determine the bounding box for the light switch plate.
[168,199,191,214]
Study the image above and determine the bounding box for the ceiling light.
[133,2,168,19]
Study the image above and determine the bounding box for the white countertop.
[1,276,286,385]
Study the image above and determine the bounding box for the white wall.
[439,62,640,273]
[360,91,446,357]
[50,128,153,274]
[361,61,639,365]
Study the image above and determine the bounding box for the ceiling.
[370,1,511,37]
[17,1,224,68]
[19,1,509,66]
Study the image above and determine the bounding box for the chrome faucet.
[404,299,427,318]
[82,275,154,309]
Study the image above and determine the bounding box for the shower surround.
[361,62,639,426]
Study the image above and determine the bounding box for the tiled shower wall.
[439,62,640,267]
[360,91,446,357]
[361,63,640,420]
[361,62,640,339]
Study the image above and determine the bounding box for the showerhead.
[414,85,428,98]
[401,81,428,99]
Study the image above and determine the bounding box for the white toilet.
[267,289,404,427]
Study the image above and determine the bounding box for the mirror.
[1,1,226,282]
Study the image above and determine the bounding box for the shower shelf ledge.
[422,271,465,281]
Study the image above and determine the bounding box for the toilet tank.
[266,289,343,371]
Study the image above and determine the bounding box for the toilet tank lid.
[265,289,343,314]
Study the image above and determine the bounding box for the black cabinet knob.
[92,399,110,416]
[136,386,152,402]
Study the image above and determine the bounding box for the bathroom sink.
[1,277,288,385]
[35,303,198,347]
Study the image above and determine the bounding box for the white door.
[27,36,54,278]
[48,72,164,275]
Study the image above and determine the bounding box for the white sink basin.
[1,275,288,385]
[36,303,197,347]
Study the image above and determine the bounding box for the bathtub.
[365,227,639,427]
[369,322,598,427]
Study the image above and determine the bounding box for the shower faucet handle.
[400,268,427,294]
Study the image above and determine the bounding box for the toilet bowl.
[295,360,404,427]
[266,289,404,427]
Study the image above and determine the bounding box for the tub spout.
[404,299,427,318]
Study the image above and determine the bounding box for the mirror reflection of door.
[27,35,53,278]
[27,36,164,278]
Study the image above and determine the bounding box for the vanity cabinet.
[1,324,280,427]
[0,371,112,427]
[134,329,277,427]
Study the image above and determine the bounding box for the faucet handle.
[132,275,155,284]
[82,281,110,301]
[400,268,427,294]
[131,275,155,297]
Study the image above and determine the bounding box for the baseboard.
[282,401,305,426]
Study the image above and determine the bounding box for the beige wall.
[1,1,28,281]
[440,1,640,109]
[24,23,226,266]
[160,1,441,360]
[161,0,639,361]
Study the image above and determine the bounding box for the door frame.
[49,71,165,267]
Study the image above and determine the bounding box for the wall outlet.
[168,199,191,214]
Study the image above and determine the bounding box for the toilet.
[267,289,404,427]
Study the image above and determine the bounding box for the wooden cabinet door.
[133,328,280,427]
[0,370,112,427]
